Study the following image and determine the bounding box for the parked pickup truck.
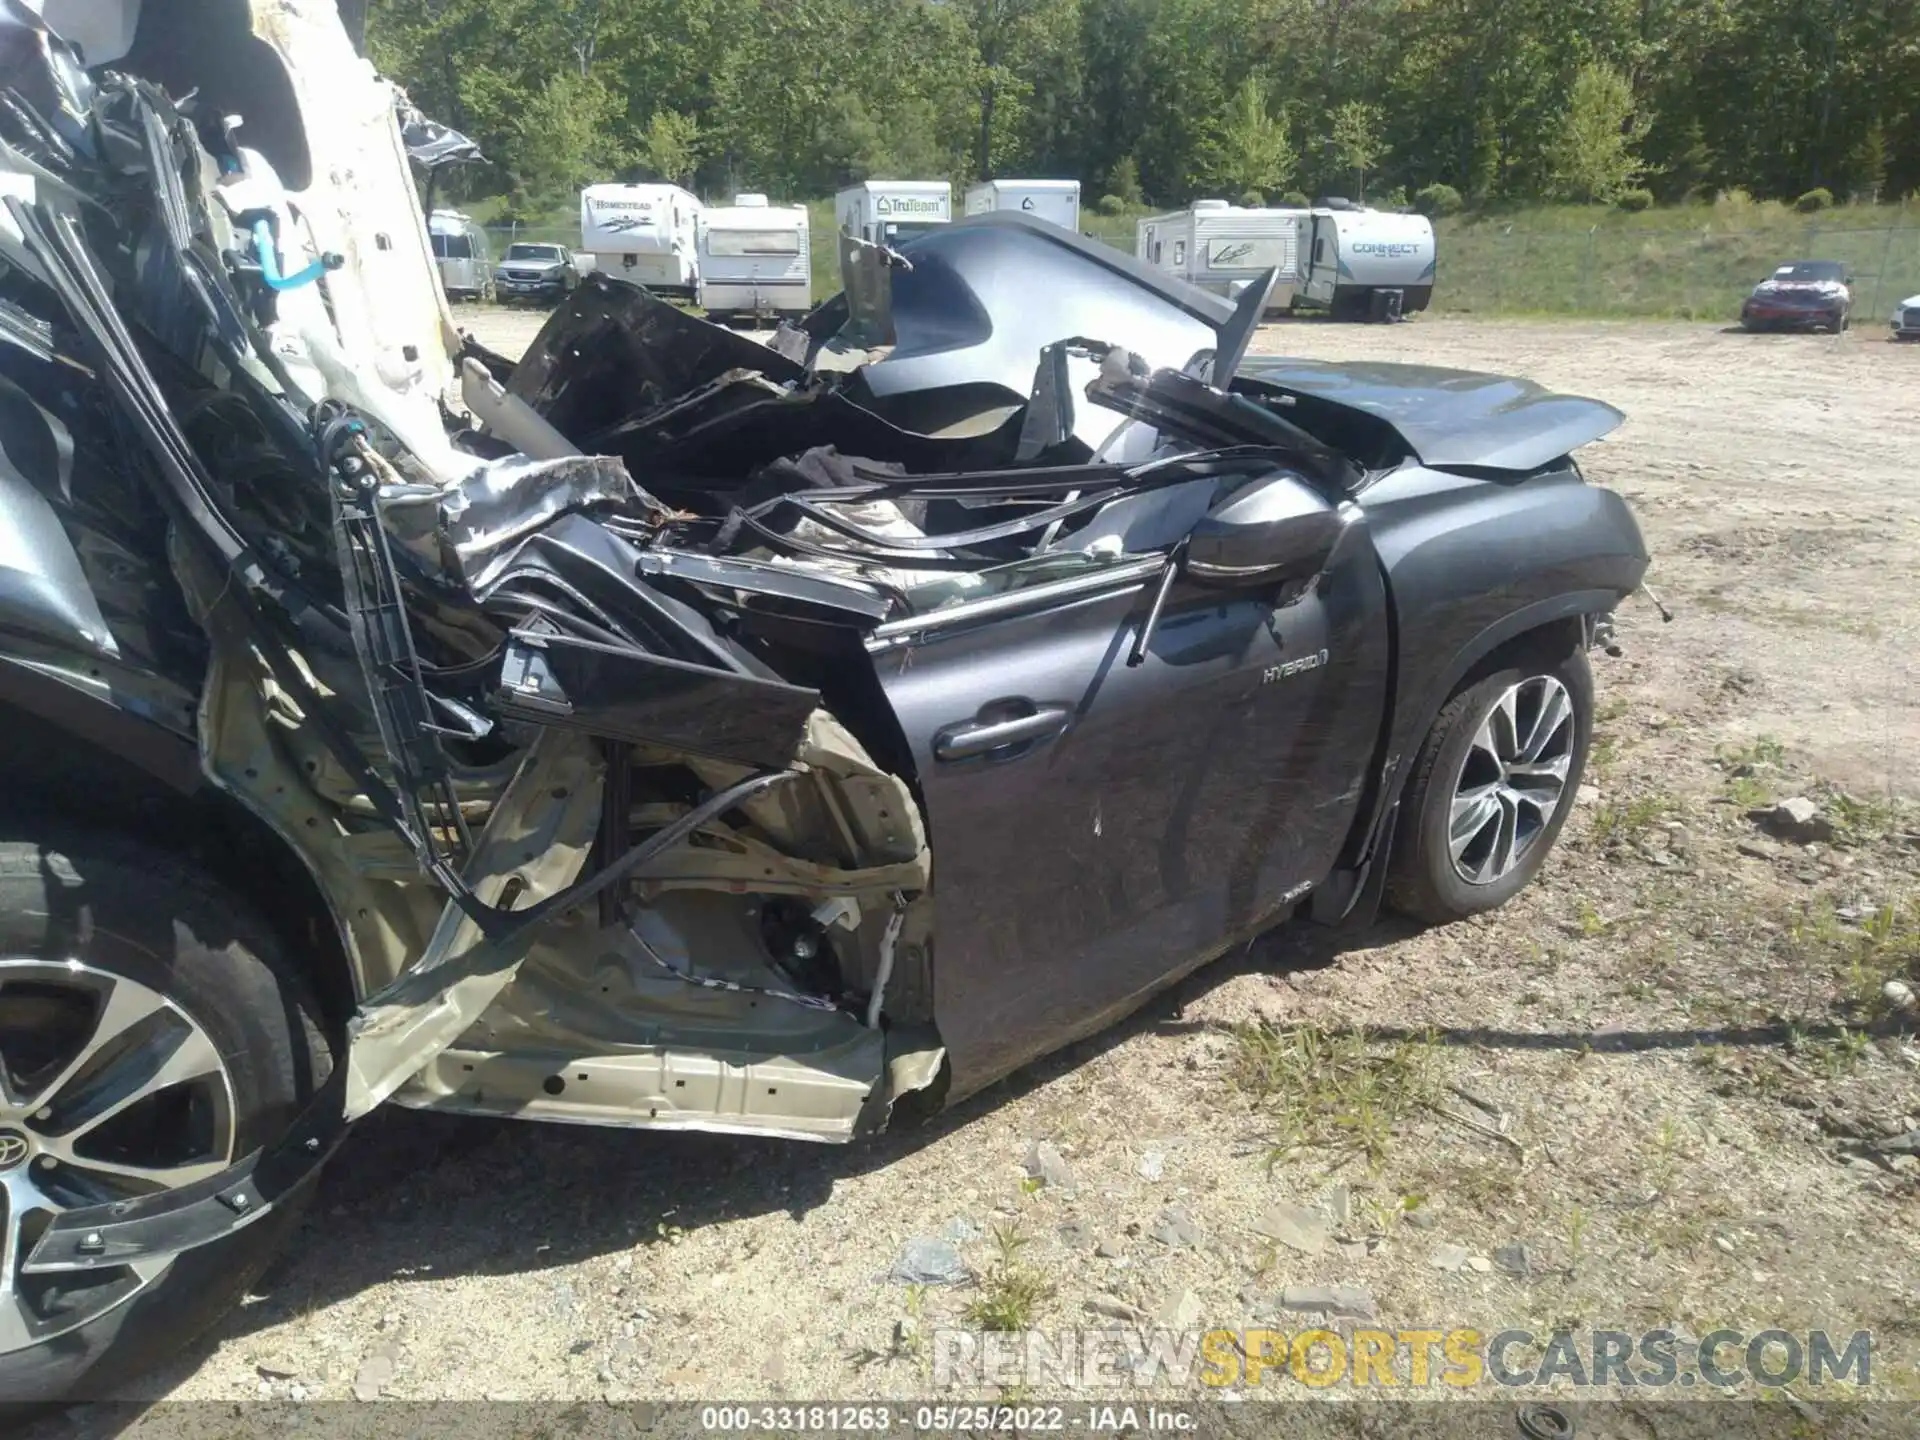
[492,240,582,304]
[0,0,1649,1404]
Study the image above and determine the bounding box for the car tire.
[0,832,332,1407]
[1386,644,1593,926]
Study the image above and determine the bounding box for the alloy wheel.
[0,959,236,1354]
[1447,674,1576,886]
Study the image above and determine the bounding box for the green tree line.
[368,0,1920,216]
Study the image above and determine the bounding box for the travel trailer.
[1296,202,1437,320]
[964,179,1081,231]
[1134,200,1304,312]
[427,209,491,301]
[579,183,703,298]
[696,194,812,324]
[834,180,951,246]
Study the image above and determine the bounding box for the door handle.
[933,704,1071,762]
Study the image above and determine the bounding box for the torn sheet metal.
[474,510,758,674]
[633,547,894,626]
[1235,357,1627,472]
[0,1,98,162]
[508,273,808,444]
[493,626,821,769]
[392,450,653,590]
[396,94,483,169]
[847,217,1225,455]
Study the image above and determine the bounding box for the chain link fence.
[479,221,577,252]
[1430,223,1920,320]
[458,213,1920,324]
[1081,212,1920,321]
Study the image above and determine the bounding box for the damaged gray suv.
[0,0,1648,1403]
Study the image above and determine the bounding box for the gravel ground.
[89,311,1920,1419]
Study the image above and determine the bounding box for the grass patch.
[1589,791,1674,848]
[1431,200,1920,320]
[1823,788,1904,845]
[1587,732,1622,780]
[1564,1203,1591,1273]
[1789,1025,1874,1078]
[1645,1114,1695,1196]
[1620,1188,1739,1256]
[1781,897,1920,1013]
[1716,735,1787,771]
[1714,734,1788,811]
[1423,1158,1520,1214]
[962,1225,1054,1333]
[1231,1022,1443,1171]
[1572,899,1615,938]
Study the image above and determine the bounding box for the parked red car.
[1740,260,1853,332]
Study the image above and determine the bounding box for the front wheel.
[0,833,332,1405]
[1386,646,1593,925]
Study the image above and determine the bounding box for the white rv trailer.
[426,209,491,301]
[578,183,704,298]
[964,178,1081,230]
[696,194,812,324]
[1134,200,1304,312]
[834,180,951,246]
[1296,203,1437,319]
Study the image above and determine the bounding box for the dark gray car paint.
[0,403,112,656]
[0,354,206,794]
[1237,357,1626,472]
[853,220,1621,476]
[873,470,1393,1095]
[878,445,1644,1092]
[852,216,1229,449]
[1339,460,1648,870]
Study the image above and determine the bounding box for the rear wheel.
[0,834,331,1405]
[1386,646,1593,924]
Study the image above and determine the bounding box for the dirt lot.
[102,313,1920,1419]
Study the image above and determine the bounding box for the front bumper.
[1742,302,1843,327]
[495,275,567,301]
